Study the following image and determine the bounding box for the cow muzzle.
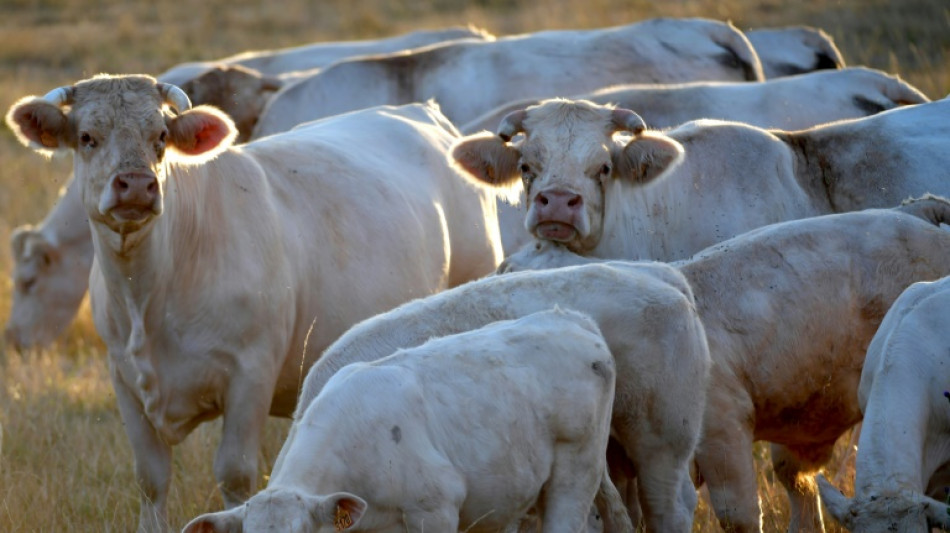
[530,189,584,242]
[100,172,162,222]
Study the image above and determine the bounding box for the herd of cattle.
[3,16,949,533]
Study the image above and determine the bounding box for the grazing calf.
[6,75,502,532]
[252,17,763,138]
[817,275,950,532]
[461,66,928,135]
[452,97,948,262]
[499,198,950,532]
[275,262,710,532]
[183,308,623,533]
[745,25,845,78]
[4,176,92,350]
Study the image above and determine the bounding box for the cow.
[251,17,764,138]
[745,25,846,78]
[155,25,492,87]
[461,66,928,135]
[182,308,628,533]
[451,97,947,262]
[816,275,950,532]
[272,260,711,532]
[4,176,93,350]
[497,198,950,532]
[5,74,503,532]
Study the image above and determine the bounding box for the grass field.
[0,0,947,530]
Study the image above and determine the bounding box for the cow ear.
[10,226,35,259]
[450,132,522,188]
[816,474,855,529]
[313,492,367,531]
[614,132,684,186]
[5,97,71,155]
[181,507,244,533]
[166,105,237,161]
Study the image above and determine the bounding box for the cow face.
[5,75,236,236]
[817,475,950,533]
[4,227,89,350]
[181,65,283,143]
[452,99,683,254]
[181,488,367,533]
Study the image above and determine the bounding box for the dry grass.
[0,0,946,530]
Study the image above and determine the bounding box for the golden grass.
[0,0,946,530]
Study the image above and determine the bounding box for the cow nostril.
[567,196,581,208]
[537,194,549,206]
[147,181,157,194]
[116,179,129,191]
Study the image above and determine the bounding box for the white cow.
[452,97,948,262]
[817,275,950,532]
[156,27,490,142]
[183,308,625,533]
[155,25,492,86]
[4,176,92,350]
[745,25,845,78]
[6,75,502,532]
[498,198,950,532]
[252,17,764,138]
[275,261,711,532]
[461,66,928,135]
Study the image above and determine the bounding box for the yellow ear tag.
[334,506,353,531]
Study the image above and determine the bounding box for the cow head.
[5,74,236,236]
[182,488,367,532]
[180,65,283,143]
[451,99,683,254]
[4,226,91,350]
[817,474,950,532]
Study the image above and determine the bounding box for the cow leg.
[593,467,635,533]
[771,442,836,533]
[606,437,642,527]
[694,424,761,533]
[213,381,272,508]
[111,372,172,533]
[541,444,605,533]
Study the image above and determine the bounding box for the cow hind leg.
[540,444,605,533]
[771,442,836,533]
[695,427,762,533]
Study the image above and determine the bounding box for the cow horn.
[497,109,527,142]
[610,108,646,135]
[42,86,75,107]
[157,83,192,114]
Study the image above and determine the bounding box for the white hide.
[275,262,711,532]
[817,276,950,532]
[155,26,492,86]
[6,75,502,533]
[745,25,845,78]
[461,66,928,135]
[252,17,763,138]
[499,200,950,532]
[5,176,93,350]
[184,308,621,533]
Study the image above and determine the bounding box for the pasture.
[0,0,947,530]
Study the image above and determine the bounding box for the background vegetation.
[0,0,946,530]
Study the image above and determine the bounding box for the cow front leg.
[111,371,173,533]
[695,423,761,533]
[214,380,273,508]
[771,442,836,533]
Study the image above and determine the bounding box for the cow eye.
[600,163,611,175]
[159,130,167,143]
[520,163,531,174]
[79,132,97,148]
